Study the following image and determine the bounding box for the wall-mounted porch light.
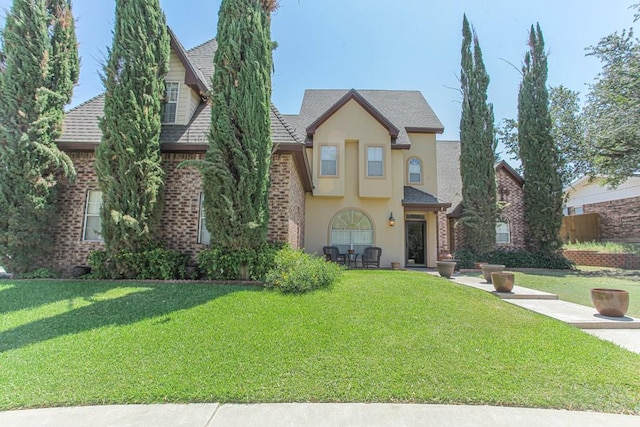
[388,212,395,227]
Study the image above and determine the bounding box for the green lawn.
[508,268,640,318]
[1,271,639,414]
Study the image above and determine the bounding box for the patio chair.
[323,246,346,265]
[362,246,382,268]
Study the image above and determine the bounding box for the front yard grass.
[509,268,640,318]
[1,271,639,414]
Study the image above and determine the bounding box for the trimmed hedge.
[454,247,575,270]
[88,247,189,280]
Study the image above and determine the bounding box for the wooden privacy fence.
[560,213,600,243]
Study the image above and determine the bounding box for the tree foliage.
[458,14,497,253]
[95,0,170,255]
[517,24,563,253]
[583,7,640,186]
[202,0,276,250]
[0,0,79,273]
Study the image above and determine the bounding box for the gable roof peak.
[305,88,400,138]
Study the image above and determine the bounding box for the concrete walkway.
[427,270,640,354]
[1,403,639,427]
[2,270,639,426]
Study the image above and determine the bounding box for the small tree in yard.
[459,14,498,254]
[517,24,563,253]
[202,0,277,250]
[95,0,170,256]
[0,0,79,273]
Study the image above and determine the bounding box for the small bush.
[15,268,59,279]
[454,247,575,270]
[197,242,283,281]
[88,247,189,280]
[265,247,343,293]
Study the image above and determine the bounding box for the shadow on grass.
[0,281,260,353]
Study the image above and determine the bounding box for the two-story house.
[46,28,525,274]
[284,89,451,268]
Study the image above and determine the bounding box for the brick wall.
[450,167,526,252]
[496,167,526,249]
[583,196,640,242]
[563,250,640,269]
[267,153,305,248]
[436,211,449,257]
[48,150,305,274]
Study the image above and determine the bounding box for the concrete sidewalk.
[1,403,639,427]
[426,270,640,354]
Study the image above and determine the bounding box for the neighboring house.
[49,29,311,271]
[439,138,526,253]
[564,175,640,242]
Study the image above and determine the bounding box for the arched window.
[330,210,374,253]
[408,157,422,184]
[496,220,510,244]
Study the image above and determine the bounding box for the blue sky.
[0,0,637,157]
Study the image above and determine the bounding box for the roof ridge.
[187,38,216,53]
[67,93,104,112]
[270,103,303,144]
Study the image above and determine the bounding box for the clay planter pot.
[474,262,487,270]
[480,264,505,283]
[391,262,401,270]
[436,261,457,278]
[590,288,629,317]
[491,272,515,292]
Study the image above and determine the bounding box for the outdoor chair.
[323,246,346,265]
[362,246,382,268]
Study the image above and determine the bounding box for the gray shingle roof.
[403,186,450,208]
[57,35,301,147]
[288,89,444,145]
[436,140,462,214]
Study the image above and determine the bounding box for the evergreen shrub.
[265,247,343,293]
[196,242,284,281]
[88,247,188,280]
[454,248,575,270]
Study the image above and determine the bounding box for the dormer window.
[162,81,180,124]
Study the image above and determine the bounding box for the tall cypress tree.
[459,14,497,254]
[0,0,79,273]
[517,24,563,253]
[95,0,170,256]
[203,0,276,250]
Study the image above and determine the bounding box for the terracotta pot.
[436,261,457,278]
[491,272,515,292]
[391,262,401,270]
[480,264,505,283]
[590,288,629,317]
[474,262,487,270]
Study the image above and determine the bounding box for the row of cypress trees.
[459,17,563,255]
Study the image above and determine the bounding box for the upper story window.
[408,157,422,184]
[83,190,103,242]
[320,145,338,176]
[496,220,510,244]
[367,146,383,177]
[198,193,211,245]
[162,81,180,124]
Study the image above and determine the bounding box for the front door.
[406,221,426,266]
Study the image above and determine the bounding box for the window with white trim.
[161,81,180,124]
[83,190,103,242]
[496,220,510,244]
[408,157,422,183]
[320,145,338,176]
[330,210,374,254]
[198,193,211,245]
[367,146,383,177]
